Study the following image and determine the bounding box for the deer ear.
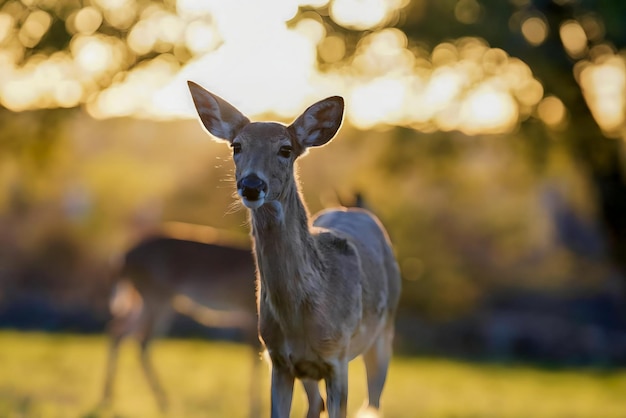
[188,81,250,143]
[290,96,344,148]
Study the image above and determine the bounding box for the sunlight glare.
[294,17,326,46]
[579,14,604,42]
[5,0,550,137]
[319,35,346,63]
[54,80,84,108]
[560,20,587,58]
[93,0,137,29]
[521,16,548,46]
[352,29,412,77]
[0,13,15,44]
[432,43,458,67]
[461,85,517,134]
[157,13,185,45]
[18,10,51,48]
[482,48,508,74]
[74,7,103,35]
[88,55,180,118]
[455,0,482,24]
[579,56,626,132]
[72,36,115,75]
[330,0,405,30]
[150,0,328,120]
[349,77,407,129]
[184,21,219,55]
[537,96,567,129]
[2,78,39,111]
[514,78,543,108]
[423,68,466,113]
[127,19,157,55]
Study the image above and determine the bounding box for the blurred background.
[1,0,626,387]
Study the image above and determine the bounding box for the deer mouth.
[239,194,266,209]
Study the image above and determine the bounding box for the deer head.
[188,81,344,210]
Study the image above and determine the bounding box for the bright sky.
[0,0,622,136]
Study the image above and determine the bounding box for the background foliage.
[1,0,626,365]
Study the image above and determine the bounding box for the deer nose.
[238,174,267,201]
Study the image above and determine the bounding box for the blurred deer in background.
[188,81,401,418]
[100,234,261,415]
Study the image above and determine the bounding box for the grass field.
[0,331,625,418]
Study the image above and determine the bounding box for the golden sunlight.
[560,20,588,59]
[73,36,116,75]
[521,16,548,46]
[149,0,331,121]
[18,9,51,48]
[349,77,407,129]
[2,0,552,137]
[330,0,406,30]
[537,96,567,130]
[73,7,103,35]
[579,55,626,133]
[461,85,517,135]
[0,13,15,44]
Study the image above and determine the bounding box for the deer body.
[257,206,396,373]
[189,82,401,418]
[124,237,256,314]
[101,236,260,413]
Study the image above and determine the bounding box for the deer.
[100,233,262,415]
[188,81,402,418]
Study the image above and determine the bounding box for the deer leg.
[138,306,172,412]
[302,379,324,418]
[270,365,295,418]
[361,323,394,413]
[325,359,349,418]
[100,309,139,407]
[101,328,124,406]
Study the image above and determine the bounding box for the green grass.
[0,331,624,417]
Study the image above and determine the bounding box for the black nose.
[238,174,267,201]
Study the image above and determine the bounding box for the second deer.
[188,82,402,418]
[101,235,260,414]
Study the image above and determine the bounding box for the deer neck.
[249,178,322,315]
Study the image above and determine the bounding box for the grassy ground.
[0,331,625,418]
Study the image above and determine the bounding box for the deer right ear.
[290,96,344,149]
[187,81,250,143]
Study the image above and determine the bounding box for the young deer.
[101,235,259,413]
[188,82,402,418]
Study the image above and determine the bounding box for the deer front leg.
[325,359,349,418]
[271,365,295,418]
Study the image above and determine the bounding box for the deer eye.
[278,145,292,158]
[232,143,242,155]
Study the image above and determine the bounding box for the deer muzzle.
[237,174,268,208]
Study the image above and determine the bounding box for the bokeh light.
[2,0,625,140]
[560,20,588,59]
[537,95,568,130]
[521,16,548,46]
[579,54,626,134]
[330,0,406,30]
[18,9,51,48]
[73,7,103,35]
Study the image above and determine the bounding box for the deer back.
[123,237,257,313]
[312,208,401,326]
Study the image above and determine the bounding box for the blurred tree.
[308,0,626,287]
[2,0,625,319]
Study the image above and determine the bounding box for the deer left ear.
[289,96,344,148]
[188,81,250,143]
